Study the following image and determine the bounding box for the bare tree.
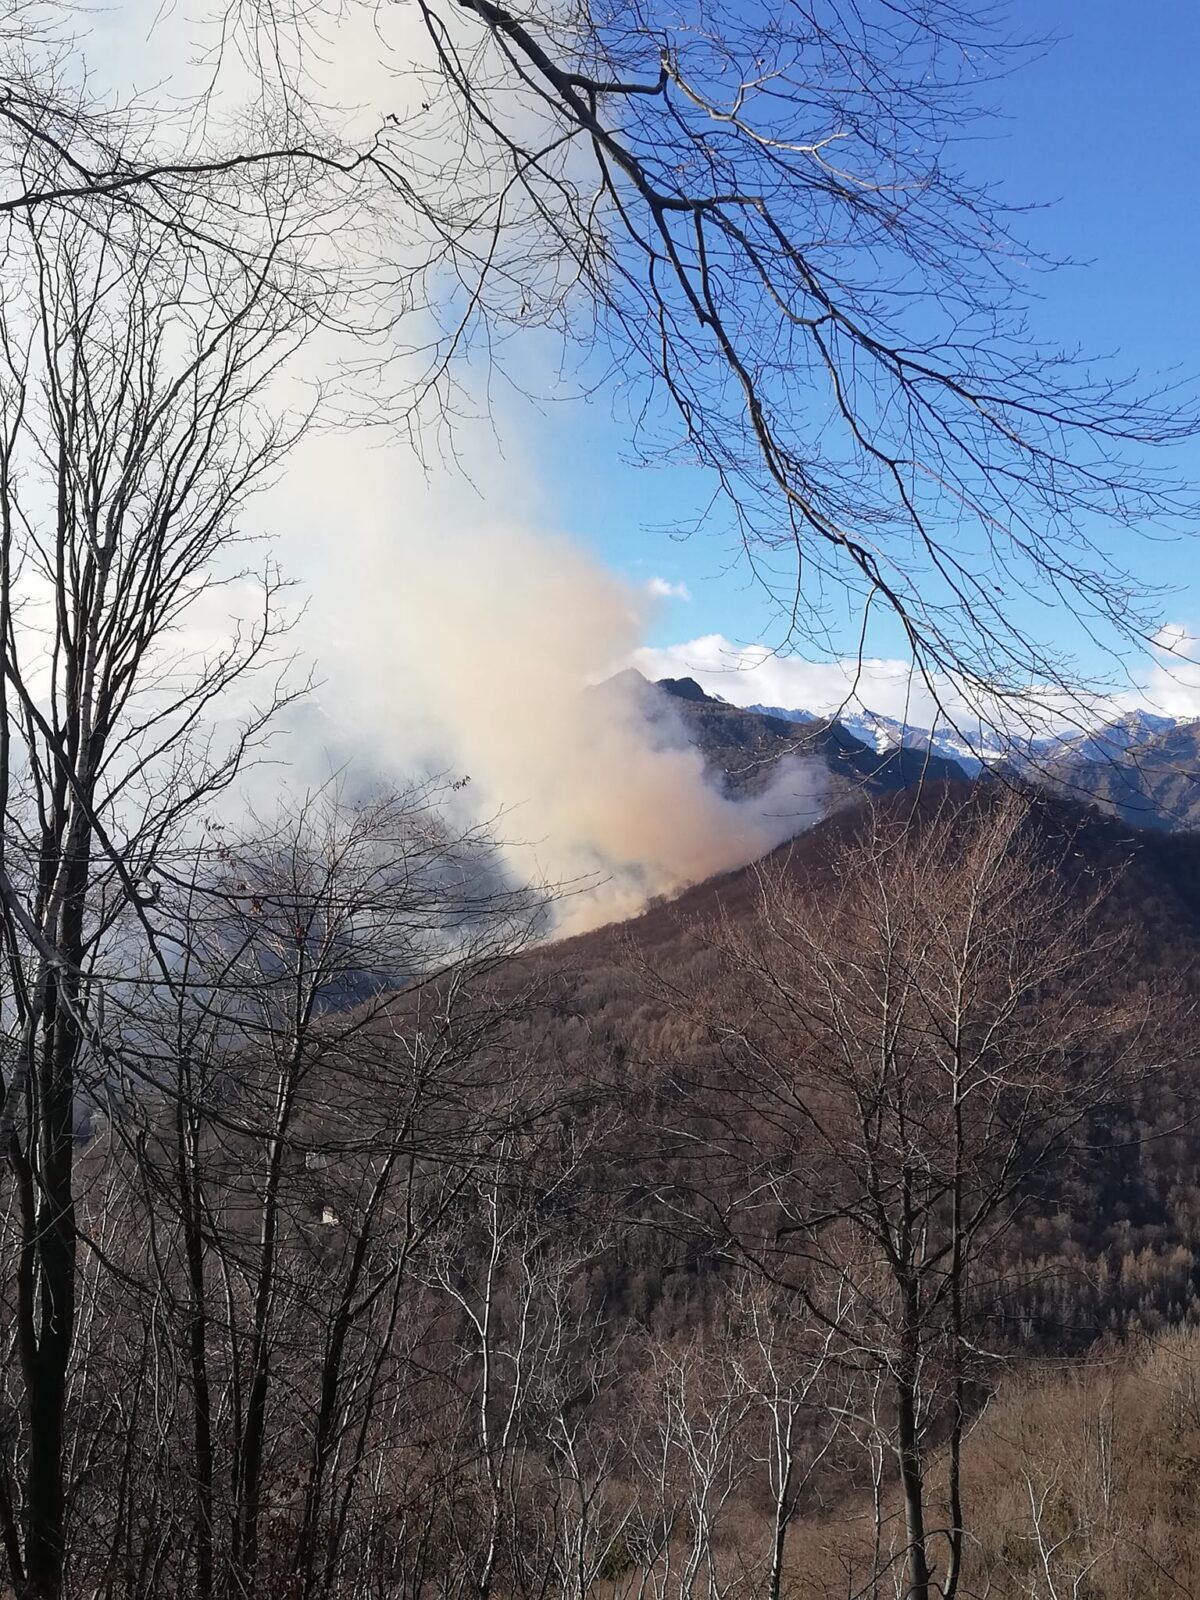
[345,0,1200,731]
[0,776,553,1599]
[99,785,550,1600]
[627,1339,753,1600]
[0,187,313,1598]
[0,0,371,258]
[653,789,1169,1600]
[725,1275,840,1600]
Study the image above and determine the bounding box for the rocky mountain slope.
[627,671,1200,832]
[1040,716,1200,831]
[612,669,969,802]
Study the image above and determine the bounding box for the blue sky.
[91,0,1200,727]
[525,0,1200,686]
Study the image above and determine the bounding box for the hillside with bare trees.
[5,782,1197,1598]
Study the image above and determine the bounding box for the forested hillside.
[511,788,1200,1347]
[28,783,1196,1600]
[1043,719,1200,832]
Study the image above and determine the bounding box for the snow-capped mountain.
[746,702,1066,778]
[1054,708,1179,764]
[746,701,1198,780]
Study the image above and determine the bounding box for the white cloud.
[633,635,965,726]
[645,576,691,602]
[1126,622,1200,719]
[631,634,1136,741]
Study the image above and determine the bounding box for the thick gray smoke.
[277,439,824,933]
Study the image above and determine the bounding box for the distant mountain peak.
[602,666,650,695]
[657,675,717,703]
[1058,709,1181,764]
[593,672,971,804]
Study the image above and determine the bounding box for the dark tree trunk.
[896,1274,931,1600]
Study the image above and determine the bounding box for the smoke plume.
[280,440,824,934]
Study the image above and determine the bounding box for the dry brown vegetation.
[5,766,1200,1599]
[779,1325,1200,1599]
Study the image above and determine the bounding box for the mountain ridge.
[618,669,1200,834]
[610,669,971,803]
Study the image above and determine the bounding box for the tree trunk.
[895,1294,931,1600]
[180,1097,215,1600]
[24,827,89,1600]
